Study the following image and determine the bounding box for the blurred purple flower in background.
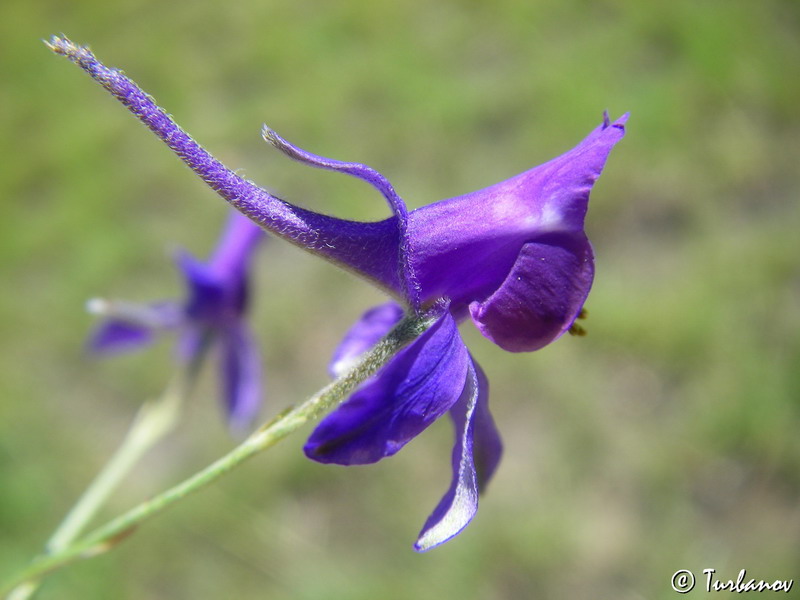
[50,36,625,549]
[88,211,265,430]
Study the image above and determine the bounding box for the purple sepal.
[328,302,404,378]
[469,234,594,352]
[219,321,263,431]
[407,113,627,329]
[50,38,626,345]
[305,312,469,465]
[87,319,156,354]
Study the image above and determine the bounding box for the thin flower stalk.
[2,309,437,598]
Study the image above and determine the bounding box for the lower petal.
[414,357,492,551]
[469,234,594,352]
[305,312,469,465]
[219,321,263,430]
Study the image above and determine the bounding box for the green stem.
[47,376,185,553]
[2,309,436,598]
[6,359,201,600]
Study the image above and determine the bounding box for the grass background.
[1,0,798,598]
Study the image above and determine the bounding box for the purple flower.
[89,211,265,430]
[50,36,626,549]
[271,115,626,550]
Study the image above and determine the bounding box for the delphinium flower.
[270,116,626,550]
[49,36,626,550]
[88,210,265,430]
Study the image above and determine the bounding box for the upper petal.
[469,233,594,352]
[329,302,404,378]
[408,114,626,311]
[305,312,469,465]
[263,128,420,308]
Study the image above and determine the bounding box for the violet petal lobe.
[469,233,594,352]
[414,358,482,552]
[88,319,156,354]
[87,301,182,354]
[219,320,263,430]
[329,302,404,378]
[305,312,469,465]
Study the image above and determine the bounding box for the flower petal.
[517,112,628,234]
[329,302,404,378]
[414,357,486,552]
[408,113,626,311]
[469,233,594,352]
[263,127,420,308]
[86,301,182,354]
[207,210,264,282]
[219,320,263,430]
[305,312,469,465]
[87,319,156,354]
[262,126,409,223]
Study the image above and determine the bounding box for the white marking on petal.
[414,475,478,552]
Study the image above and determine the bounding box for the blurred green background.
[2,0,798,598]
